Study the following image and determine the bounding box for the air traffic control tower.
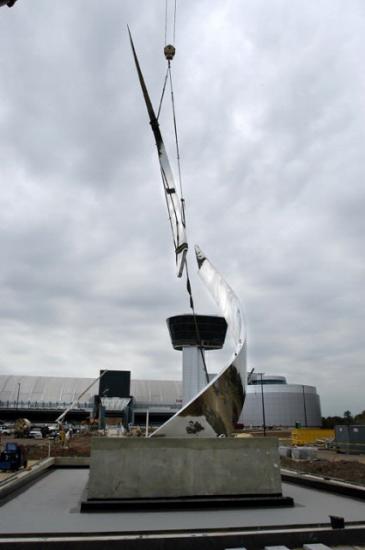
[167,314,227,405]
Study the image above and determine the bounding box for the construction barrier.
[291,428,334,446]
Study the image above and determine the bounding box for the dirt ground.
[0,433,93,460]
[281,455,365,485]
[317,449,365,464]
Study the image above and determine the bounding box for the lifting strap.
[158,2,209,383]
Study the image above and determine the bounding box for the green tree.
[344,410,353,425]
[321,416,345,429]
[354,410,365,424]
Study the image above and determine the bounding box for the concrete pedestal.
[82,437,292,510]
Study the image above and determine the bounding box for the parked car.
[0,426,13,436]
[28,429,43,439]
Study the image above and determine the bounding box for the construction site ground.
[0,433,92,460]
[281,452,365,485]
[1,434,365,486]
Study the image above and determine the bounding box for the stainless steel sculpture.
[129,32,246,437]
[0,0,18,7]
[152,246,246,437]
[128,28,188,278]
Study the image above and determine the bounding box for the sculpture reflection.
[152,246,246,437]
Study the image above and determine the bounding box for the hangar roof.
[0,375,182,406]
[0,374,317,409]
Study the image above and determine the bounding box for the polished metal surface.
[128,29,187,278]
[152,246,246,437]
[0,1,18,7]
[129,32,246,437]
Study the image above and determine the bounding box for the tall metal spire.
[128,27,188,278]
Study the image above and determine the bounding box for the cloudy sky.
[0,1,364,416]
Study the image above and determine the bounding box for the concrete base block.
[279,445,292,458]
[86,437,283,501]
[291,446,317,460]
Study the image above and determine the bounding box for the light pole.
[258,373,266,436]
[145,407,161,437]
[16,382,21,409]
[302,385,308,427]
[145,408,149,437]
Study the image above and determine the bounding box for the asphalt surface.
[0,469,364,534]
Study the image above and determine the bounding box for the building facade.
[0,372,322,427]
[244,374,321,427]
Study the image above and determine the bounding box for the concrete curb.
[0,524,365,549]
[0,458,55,500]
[0,457,90,500]
[281,468,365,499]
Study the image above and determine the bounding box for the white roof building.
[0,373,321,427]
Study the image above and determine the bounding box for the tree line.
[321,409,365,429]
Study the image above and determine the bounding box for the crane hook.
[164,44,175,61]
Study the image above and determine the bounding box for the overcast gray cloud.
[0,0,364,416]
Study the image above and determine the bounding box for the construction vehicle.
[14,418,31,438]
[0,442,27,471]
[55,370,108,426]
[291,428,335,446]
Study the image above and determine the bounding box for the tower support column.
[166,314,228,407]
[182,346,207,405]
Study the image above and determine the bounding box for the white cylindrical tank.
[241,383,321,427]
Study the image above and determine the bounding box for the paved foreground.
[0,469,364,534]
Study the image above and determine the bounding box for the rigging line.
[161,176,178,251]
[164,0,177,47]
[162,6,209,383]
[157,65,169,121]
[168,65,186,226]
[161,171,177,247]
[168,66,183,196]
[160,164,180,234]
[173,0,177,44]
[164,0,168,46]
[163,8,200,323]
[160,164,184,255]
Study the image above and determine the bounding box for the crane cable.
[164,0,177,46]
[158,0,209,384]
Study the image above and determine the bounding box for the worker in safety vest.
[59,428,66,447]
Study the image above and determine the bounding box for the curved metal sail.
[128,28,187,277]
[152,246,246,437]
[129,31,246,437]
